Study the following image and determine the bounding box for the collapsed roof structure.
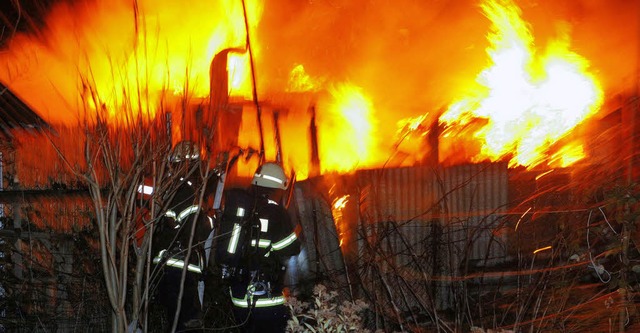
[0,81,49,138]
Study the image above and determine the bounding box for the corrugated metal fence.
[293,162,509,314]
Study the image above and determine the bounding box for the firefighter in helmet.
[217,162,301,333]
[150,140,216,331]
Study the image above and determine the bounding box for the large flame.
[2,0,632,182]
[439,0,603,169]
[1,0,262,122]
[317,83,379,173]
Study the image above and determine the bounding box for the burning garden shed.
[0,0,638,331]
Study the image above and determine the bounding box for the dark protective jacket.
[145,167,217,330]
[217,187,301,309]
[151,174,215,275]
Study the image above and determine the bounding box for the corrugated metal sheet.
[291,178,348,291]
[294,162,509,312]
[441,162,509,263]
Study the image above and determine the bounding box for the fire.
[551,143,586,168]
[316,83,379,173]
[227,53,254,99]
[440,0,603,169]
[1,0,263,122]
[286,64,323,93]
[1,0,623,180]
[331,194,350,247]
[333,195,350,210]
[388,114,434,165]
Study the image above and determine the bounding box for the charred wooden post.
[209,49,244,155]
[309,105,321,178]
[426,118,441,167]
[273,108,290,165]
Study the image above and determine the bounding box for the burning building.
[0,0,639,331]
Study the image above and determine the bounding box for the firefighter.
[150,140,216,331]
[217,162,301,333]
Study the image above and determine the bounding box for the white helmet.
[170,141,200,163]
[252,162,288,190]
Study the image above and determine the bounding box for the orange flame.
[550,143,586,168]
[1,0,623,182]
[440,0,603,169]
[286,64,323,93]
[228,52,255,99]
[316,83,379,173]
[1,0,263,123]
[331,194,350,247]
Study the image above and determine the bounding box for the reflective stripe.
[272,232,298,251]
[164,210,180,228]
[137,185,154,195]
[155,249,169,259]
[231,295,286,308]
[164,205,200,227]
[153,250,202,273]
[250,239,271,248]
[259,218,269,232]
[227,223,241,254]
[162,258,202,273]
[236,207,245,217]
[177,205,200,222]
[267,199,278,205]
[255,174,285,186]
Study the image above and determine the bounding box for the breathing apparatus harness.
[222,192,288,310]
